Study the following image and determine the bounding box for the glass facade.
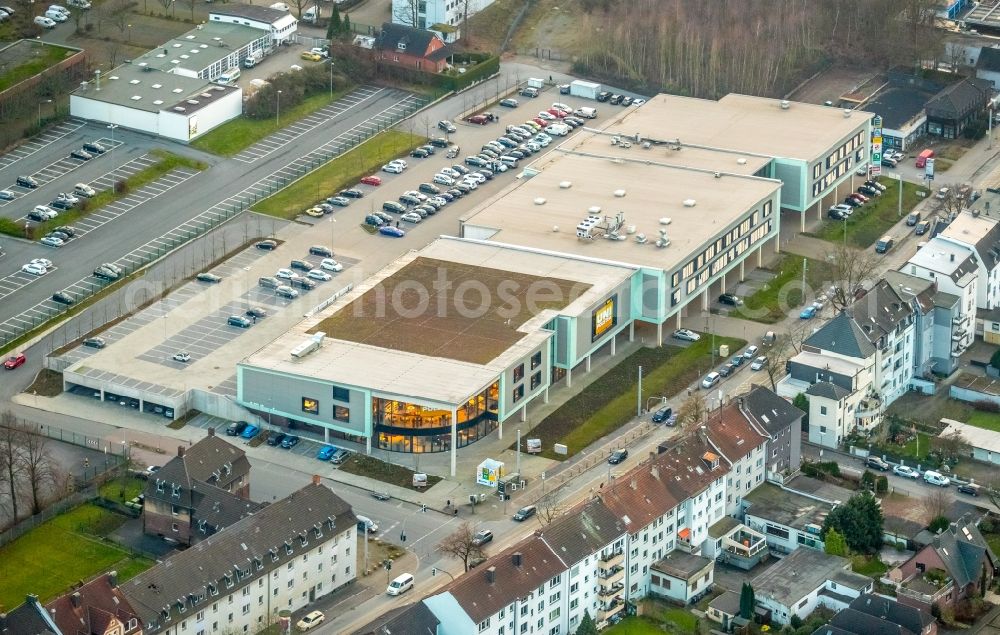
[374,382,499,453]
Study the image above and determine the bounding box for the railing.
[599,550,624,566]
[598,582,623,599]
[597,564,624,580]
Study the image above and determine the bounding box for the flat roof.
[908,237,976,278]
[942,418,1000,452]
[864,86,933,130]
[244,239,633,404]
[309,256,587,365]
[74,65,229,112]
[209,4,292,24]
[135,22,263,73]
[752,548,853,607]
[461,152,779,272]
[789,350,865,377]
[606,93,871,161]
[743,482,833,531]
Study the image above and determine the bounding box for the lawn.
[662,608,699,633]
[0,42,75,92]
[338,454,444,490]
[603,617,666,635]
[899,432,933,460]
[191,87,353,156]
[852,554,888,578]
[741,255,826,323]
[811,179,925,248]
[0,503,152,610]
[252,129,425,219]
[99,476,146,503]
[985,533,1000,557]
[525,335,746,460]
[966,410,1000,432]
[0,149,208,240]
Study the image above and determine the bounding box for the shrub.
[973,399,1000,413]
[875,475,889,494]
[929,515,950,533]
[114,180,128,194]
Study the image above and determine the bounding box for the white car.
[56,192,79,204]
[440,167,461,179]
[34,205,58,219]
[672,328,700,342]
[34,15,56,27]
[31,258,53,269]
[21,263,47,276]
[306,269,331,281]
[460,179,479,190]
[633,98,646,106]
[701,372,721,389]
[381,163,403,174]
[296,610,325,631]
[172,352,191,362]
[44,9,67,21]
[0,189,14,200]
[551,102,571,112]
[743,345,759,360]
[40,236,64,247]
[750,356,768,371]
[433,174,455,186]
[534,136,551,147]
[404,190,427,201]
[923,470,950,487]
[400,212,422,223]
[465,173,486,184]
[429,196,449,207]
[537,111,556,121]
[275,268,298,279]
[388,159,408,169]
[893,465,919,479]
[320,258,343,272]
[48,4,69,13]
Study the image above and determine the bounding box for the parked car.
[701,371,721,389]
[437,120,457,133]
[34,15,56,27]
[82,141,106,154]
[608,449,628,465]
[196,272,222,283]
[70,149,93,161]
[923,470,950,487]
[915,220,931,236]
[16,175,39,188]
[255,239,278,250]
[520,87,539,98]
[340,188,364,198]
[467,114,489,125]
[317,445,337,461]
[718,293,742,306]
[512,505,537,521]
[800,305,817,319]
[51,291,74,304]
[83,337,106,349]
[893,465,919,479]
[172,351,191,362]
[240,424,260,439]
[360,175,382,186]
[958,483,981,496]
[3,353,26,369]
[227,315,252,328]
[225,420,248,436]
[472,529,494,546]
[381,163,403,174]
[866,456,890,471]
[750,356,768,371]
[500,98,519,108]
[266,431,287,446]
[672,328,700,342]
[379,226,405,237]
[296,611,325,632]
[281,435,300,449]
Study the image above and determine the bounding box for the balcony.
[597,599,625,625]
[719,525,768,571]
[598,582,624,600]
[897,570,953,606]
[598,549,624,569]
[597,563,624,582]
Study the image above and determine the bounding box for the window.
[513,364,525,382]
[302,397,319,415]
[513,384,525,403]
[333,406,350,422]
[820,406,827,415]
[530,372,542,390]
[479,618,491,632]
[531,351,542,369]
[332,385,350,401]
[172,523,179,532]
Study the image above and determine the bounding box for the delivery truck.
[570,80,601,100]
[916,148,934,168]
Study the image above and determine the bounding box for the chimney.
[208,427,215,437]
[512,552,522,567]
[629,478,637,490]
[312,474,321,485]
[108,570,118,588]
[70,592,81,608]
[650,465,659,480]
[485,566,496,584]
[177,446,185,458]
[698,425,708,444]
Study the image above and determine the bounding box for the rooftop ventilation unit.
[559,181,572,189]
[613,189,626,198]
[843,108,852,117]
[533,197,546,205]
[655,229,670,248]
[588,206,601,214]
[635,233,648,244]
[780,100,790,109]
[576,212,626,240]
[683,199,696,207]
[291,332,326,358]
[659,217,672,225]
[737,158,747,165]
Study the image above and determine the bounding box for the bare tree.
[938,182,972,219]
[0,411,23,522]
[437,522,485,572]
[922,487,950,524]
[536,491,564,526]
[675,391,707,428]
[819,245,882,313]
[932,429,970,463]
[392,0,419,27]
[761,335,792,392]
[20,424,55,515]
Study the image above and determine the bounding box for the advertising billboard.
[591,296,617,342]
[870,115,882,178]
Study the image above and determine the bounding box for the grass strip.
[253,130,425,219]
[740,255,826,323]
[527,335,746,460]
[191,87,353,157]
[809,179,924,248]
[338,454,443,490]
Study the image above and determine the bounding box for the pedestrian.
[446,499,451,508]
[396,220,400,228]
[454,507,458,516]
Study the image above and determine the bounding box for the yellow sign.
[592,296,617,341]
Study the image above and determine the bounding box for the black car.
[266,431,287,446]
[16,175,38,188]
[255,239,278,250]
[52,291,75,305]
[465,156,486,167]
[596,91,611,102]
[477,169,494,180]
[608,449,628,464]
[365,214,385,227]
[512,505,537,521]
[280,435,300,449]
[27,211,46,222]
[437,120,457,133]
[418,183,441,195]
[718,365,733,377]
[50,199,73,210]
[419,144,436,155]
[290,259,314,271]
[843,197,862,208]
[915,220,931,236]
[83,337,106,349]
[226,421,249,436]
[83,141,107,154]
[428,137,450,148]
[508,149,526,159]
[651,406,673,423]
[197,272,222,283]
[399,194,422,206]
[410,148,430,158]
[958,483,980,496]
[383,201,406,214]
[291,277,316,290]
[246,307,267,318]
[559,84,571,94]
[70,149,93,161]
[447,188,464,198]
[866,456,890,471]
[827,209,846,220]
[47,231,70,242]
[438,192,455,202]
[340,188,364,199]
[718,293,741,306]
[309,246,333,257]
[54,225,76,237]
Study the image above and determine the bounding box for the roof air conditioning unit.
[655,229,670,248]
[843,108,852,117]
[635,233,647,244]
[659,217,671,225]
[533,197,546,205]
[291,332,325,358]
[683,199,696,207]
[588,206,601,214]
[780,100,790,109]
[737,158,747,165]
[559,181,572,189]
[613,189,626,197]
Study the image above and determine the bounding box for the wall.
[70,96,160,135]
[572,278,631,365]
[808,393,847,448]
[499,338,550,421]
[159,89,243,142]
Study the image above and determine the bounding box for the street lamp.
[127,23,132,42]
[276,89,282,126]
[37,98,52,125]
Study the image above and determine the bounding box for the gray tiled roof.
[926,77,993,119]
[537,497,626,567]
[352,602,441,635]
[929,520,993,587]
[741,385,804,435]
[146,434,249,509]
[123,482,355,631]
[849,593,933,635]
[188,481,264,536]
[377,22,439,55]
[806,381,851,400]
[831,608,915,635]
[804,312,876,358]
[2,597,57,635]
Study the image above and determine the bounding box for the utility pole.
[636,366,642,417]
[802,258,807,304]
[516,428,521,475]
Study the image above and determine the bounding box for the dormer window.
[224,573,234,589]
[299,533,308,547]
[171,484,181,498]
[397,42,407,51]
[270,548,279,562]
[156,479,164,493]
[285,541,293,555]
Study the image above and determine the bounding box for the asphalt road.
[0,87,414,329]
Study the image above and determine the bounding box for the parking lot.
[0,136,124,208]
[0,118,87,173]
[233,85,386,164]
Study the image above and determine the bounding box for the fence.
[32,421,130,457]
[515,47,569,62]
[0,92,429,350]
[0,487,95,547]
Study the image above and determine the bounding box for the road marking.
[0,119,87,174]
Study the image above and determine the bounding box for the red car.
[547,108,568,118]
[360,175,382,186]
[466,114,488,125]
[4,353,26,370]
[532,118,548,128]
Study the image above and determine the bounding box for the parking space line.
[0,119,87,174]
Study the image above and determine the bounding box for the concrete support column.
[800,211,806,233]
[566,368,573,388]
[740,259,745,281]
[365,433,371,455]
[720,276,726,294]
[629,322,635,342]
[543,387,550,404]
[498,415,503,440]
[520,405,527,422]
[450,408,457,477]
[324,428,329,443]
[138,398,144,413]
[816,200,822,222]
[676,313,683,329]
[586,354,592,373]
[611,336,616,356]
[702,289,709,311]
[656,322,663,347]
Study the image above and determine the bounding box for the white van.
[923,470,950,487]
[243,51,263,68]
[574,106,597,119]
[356,515,378,533]
[386,573,414,596]
[269,2,289,10]
[302,5,317,21]
[73,183,96,198]
[216,68,240,86]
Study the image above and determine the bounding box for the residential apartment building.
[739,386,804,478]
[123,480,356,635]
[391,0,494,30]
[937,212,1000,311]
[143,430,258,545]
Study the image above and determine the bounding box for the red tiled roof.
[46,573,139,635]
[704,402,769,462]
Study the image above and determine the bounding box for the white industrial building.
[209,4,298,46]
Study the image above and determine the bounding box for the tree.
[676,391,707,428]
[290,0,309,20]
[20,423,55,515]
[824,527,848,556]
[932,429,970,464]
[327,6,341,39]
[576,611,598,635]
[0,411,23,523]
[820,244,882,314]
[739,582,755,619]
[437,522,484,572]
[922,487,950,523]
[761,335,792,391]
[929,515,950,533]
[341,13,351,35]
[937,183,971,219]
[792,393,809,431]
[536,491,564,525]
[392,0,419,27]
[861,469,876,492]
[822,492,883,554]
